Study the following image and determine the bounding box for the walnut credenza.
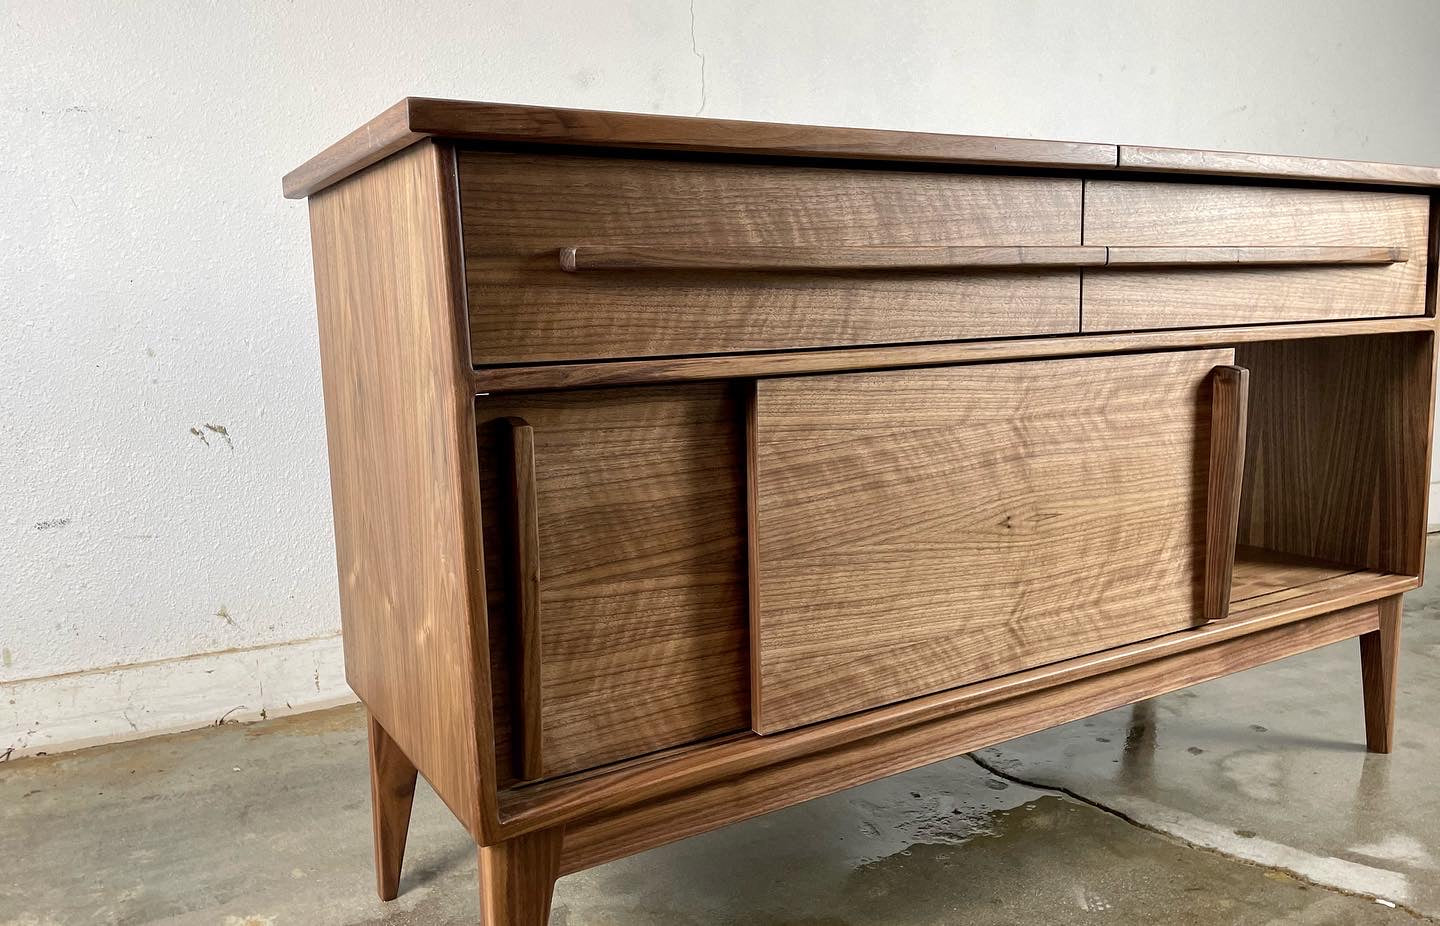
[286,99,1439,923]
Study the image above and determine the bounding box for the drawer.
[749,349,1244,733]
[1082,181,1430,331]
[458,151,1084,364]
[475,384,749,782]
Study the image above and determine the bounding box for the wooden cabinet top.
[283,97,1440,199]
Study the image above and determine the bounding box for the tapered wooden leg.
[368,712,418,901]
[479,828,563,926]
[1359,595,1402,754]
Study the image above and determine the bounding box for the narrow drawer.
[476,384,749,782]
[1082,181,1430,331]
[749,349,1241,733]
[458,151,1084,364]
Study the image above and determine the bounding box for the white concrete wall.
[5,0,1440,757]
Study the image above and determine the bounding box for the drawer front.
[1082,181,1429,331]
[750,349,1233,733]
[476,384,749,782]
[458,151,1083,364]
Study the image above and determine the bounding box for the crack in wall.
[689,0,707,115]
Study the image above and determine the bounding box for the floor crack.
[967,751,1438,923]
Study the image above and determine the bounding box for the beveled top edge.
[1118,144,1440,188]
[283,97,1116,198]
[284,99,424,199]
[283,97,1440,199]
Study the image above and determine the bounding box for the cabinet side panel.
[308,142,490,838]
[1236,332,1435,576]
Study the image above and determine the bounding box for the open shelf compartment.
[1228,331,1432,602]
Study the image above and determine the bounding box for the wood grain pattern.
[1236,333,1434,577]
[368,713,418,902]
[285,97,1118,198]
[413,98,1117,165]
[1360,595,1403,753]
[1204,366,1249,622]
[308,141,496,841]
[458,150,1082,363]
[476,384,749,781]
[285,98,1440,200]
[505,418,544,782]
[1229,546,1356,603]
[1118,144,1440,188]
[1104,245,1408,268]
[557,602,1382,874]
[1083,181,1430,330]
[1087,183,1431,247]
[749,350,1228,732]
[560,244,1106,272]
[478,827,563,926]
[471,315,1439,394]
[500,551,1415,840]
[1226,565,1409,615]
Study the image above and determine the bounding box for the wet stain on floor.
[557,790,1413,926]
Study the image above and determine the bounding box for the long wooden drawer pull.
[560,245,1106,272]
[559,244,1406,273]
[1104,246,1407,268]
[506,416,544,781]
[1204,366,1250,623]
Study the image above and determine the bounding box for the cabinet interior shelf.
[1229,545,1403,610]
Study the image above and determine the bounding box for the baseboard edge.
[1,634,355,759]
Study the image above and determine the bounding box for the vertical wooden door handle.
[1203,366,1250,622]
[506,417,544,780]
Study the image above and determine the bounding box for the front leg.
[368,711,418,901]
[1359,594,1403,753]
[479,827,563,925]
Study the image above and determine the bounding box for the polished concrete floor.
[6,544,1439,924]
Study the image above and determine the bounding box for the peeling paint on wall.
[204,423,233,449]
[189,423,234,449]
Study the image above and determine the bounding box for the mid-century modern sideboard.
[285,98,1438,923]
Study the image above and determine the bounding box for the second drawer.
[1082,180,1430,331]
